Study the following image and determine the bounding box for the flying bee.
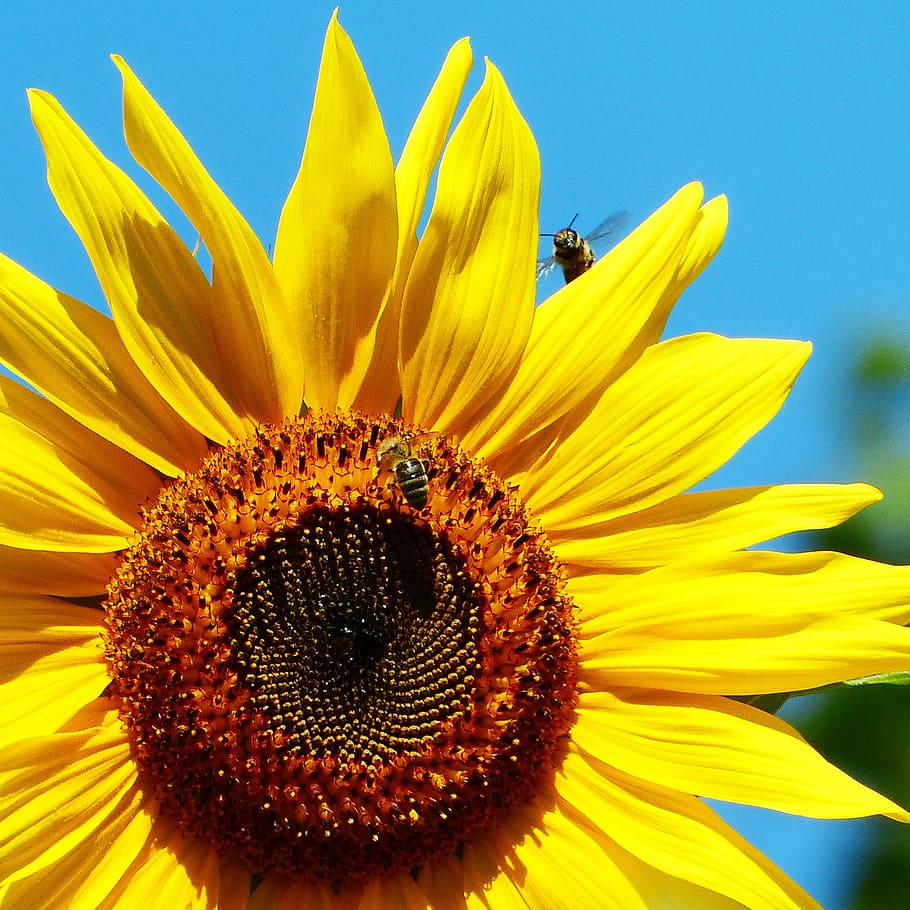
[377,433,430,509]
[536,210,630,284]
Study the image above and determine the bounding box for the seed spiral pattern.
[231,509,481,762]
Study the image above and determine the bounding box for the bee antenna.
[540,212,580,237]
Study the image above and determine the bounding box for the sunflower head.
[2,12,910,910]
[102,411,578,885]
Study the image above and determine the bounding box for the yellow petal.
[464,183,703,470]
[27,90,252,447]
[417,853,470,910]
[582,609,910,695]
[114,56,304,422]
[594,844,807,910]
[572,549,910,632]
[0,593,102,645]
[720,549,910,621]
[462,837,529,909]
[356,38,473,415]
[246,877,361,910]
[393,38,472,251]
[7,797,151,910]
[0,596,106,739]
[574,550,910,692]
[0,383,161,551]
[68,808,157,908]
[0,708,225,910]
[557,746,817,910]
[573,689,910,821]
[0,252,210,475]
[491,798,650,909]
[212,859,253,910]
[400,60,540,434]
[523,334,811,530]
[553,482,881,571]
[0,713,135,890]
[101,813,224,910]
[274,13,398,412]
[491,190,729,482]
[0,545,117,596]
[360,873,433,910]
[667,193,729,302]
[0,643,106,741]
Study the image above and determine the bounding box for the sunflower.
[2,13,910,910]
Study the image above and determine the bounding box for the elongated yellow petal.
[0,596,105,739]
[212,859,254,910]
[0,642,106,740]
[572,690,910,821]
[0,252,209,475]
[69,807,157,910]
[274,13,398,412]
[491,191,730,482]
[114,56,303,422]
[360,872,434,910]
[0,545,116,597]
[594,844,808,910]
[246,877,361,910]
[557,746,817,910]
[417,854,469,910]
[400,60,539,434]
[0,384,161,550]
[464,183,702,469]
[4,794,151,910]
[391,35,473,329]
[0,714,134,889]
[492,799,650,910]
[523,334,811,529]
[0,594,102,645]
[727,549,910,621]
[356,38,473,415]
[571,549,910,633]
[28,89,253,447]
[665,193,729,304]
[72,810,162,910]
[462,838,530,909]
[0,708,225,910]
[553,482,881,571]
[101,814,224,910]
[582,611,910,695]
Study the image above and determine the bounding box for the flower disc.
[103,412,578,886]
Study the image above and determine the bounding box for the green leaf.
[843,671,910,687]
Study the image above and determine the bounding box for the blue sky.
[1,2,908,906]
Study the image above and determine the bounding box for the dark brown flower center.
[103,412,577,888]
[231,507,481,762]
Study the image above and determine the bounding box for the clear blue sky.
[2,2,908,906]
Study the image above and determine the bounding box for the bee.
[377,434,430,509]
[536,211,630,284]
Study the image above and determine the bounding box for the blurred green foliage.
[802,322,910,909]
[819,331,910,565]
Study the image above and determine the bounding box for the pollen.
[103,412,578,887]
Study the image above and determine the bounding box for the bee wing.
[584,210,632,252]
[535,254,560,281]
